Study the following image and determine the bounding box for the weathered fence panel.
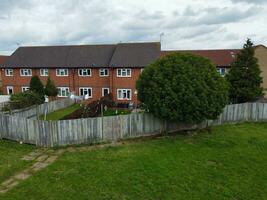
[2,102,267,147]
[5,98,75,119]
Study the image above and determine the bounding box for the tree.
[136,53,229,123]
[226,39,263,103]
[29,76,45,96]
[44,77,58,98]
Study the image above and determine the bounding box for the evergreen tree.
[29,76,45,96]
[44,77,58,97]
[226,39,263,103]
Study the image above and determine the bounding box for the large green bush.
[9,91,45,110]
[136,53,229,123]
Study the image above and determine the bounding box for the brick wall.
[1,67,143,105]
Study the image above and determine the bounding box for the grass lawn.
[1,123,267,199]
[0,140,35,183]
[40,104,81,120]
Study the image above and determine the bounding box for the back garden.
[1,123,267,199]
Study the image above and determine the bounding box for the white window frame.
[102,88,110,97]
[141,68,144,73]
[21,86,30,92]
[117,68,131,77]
[20,69,32,76]
[40,68,49,76]
[7,86,13,95]
[5,69,13,76]
[117,89,132,100]
[79,87,92,98]
[99,68,109,77]
[78,68,91,77]
[217,68,226,77]
[57,87,70,97]
[56,69,68,76]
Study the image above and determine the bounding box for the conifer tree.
[226,39,263,103]
[29,76,45,96]
[44,77,58,97]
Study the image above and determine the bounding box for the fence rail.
[1,102,267,147]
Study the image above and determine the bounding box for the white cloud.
[0,0,266,55]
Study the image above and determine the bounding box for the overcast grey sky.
[0,0,266,55]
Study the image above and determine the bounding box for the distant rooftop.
[3,42,161,68]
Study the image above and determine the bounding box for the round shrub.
[136,53,229,123]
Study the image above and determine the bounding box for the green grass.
[40,104,81,120]
[0,140,35,183]
[2,123,267,199]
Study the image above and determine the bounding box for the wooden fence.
[1,102,267,147]
[4,98,75,119]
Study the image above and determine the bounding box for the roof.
[4,45,116,68]
[110,42,161,67]
[161,49,240,67]
[0,56,8,65]
[3,42,161,68]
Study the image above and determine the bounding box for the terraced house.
[1,42,267,105]
[1,42,160,105]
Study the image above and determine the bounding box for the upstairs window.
[5,69,13,76]
[78,68,91,76]
[217,68,226,77]
[99,68,109,77]
[20,69,32,76]
[117,69,131,77]
[56,69,68,76]
[40,68,49,76]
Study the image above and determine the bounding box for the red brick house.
[0,55,9,88]
[1,42,161,105]
[161,49,240,76]
[2,42,266,105]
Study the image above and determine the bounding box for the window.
[57,87,70,97]
[56,69,68,76]
[102,88,109,97]
[21,87,30,92]
[217,68,226,76]
[141,68,144,73]
[99,68,109,77]
[78,68,91,76]
[20,69,32,76]
[117,69,131,77]
[40,68,49,76]
[117,89,131,100]
[5,69,13,76]
[7,86,13,95]
[79,87,92,97]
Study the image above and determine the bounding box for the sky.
[0,0,266,55]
